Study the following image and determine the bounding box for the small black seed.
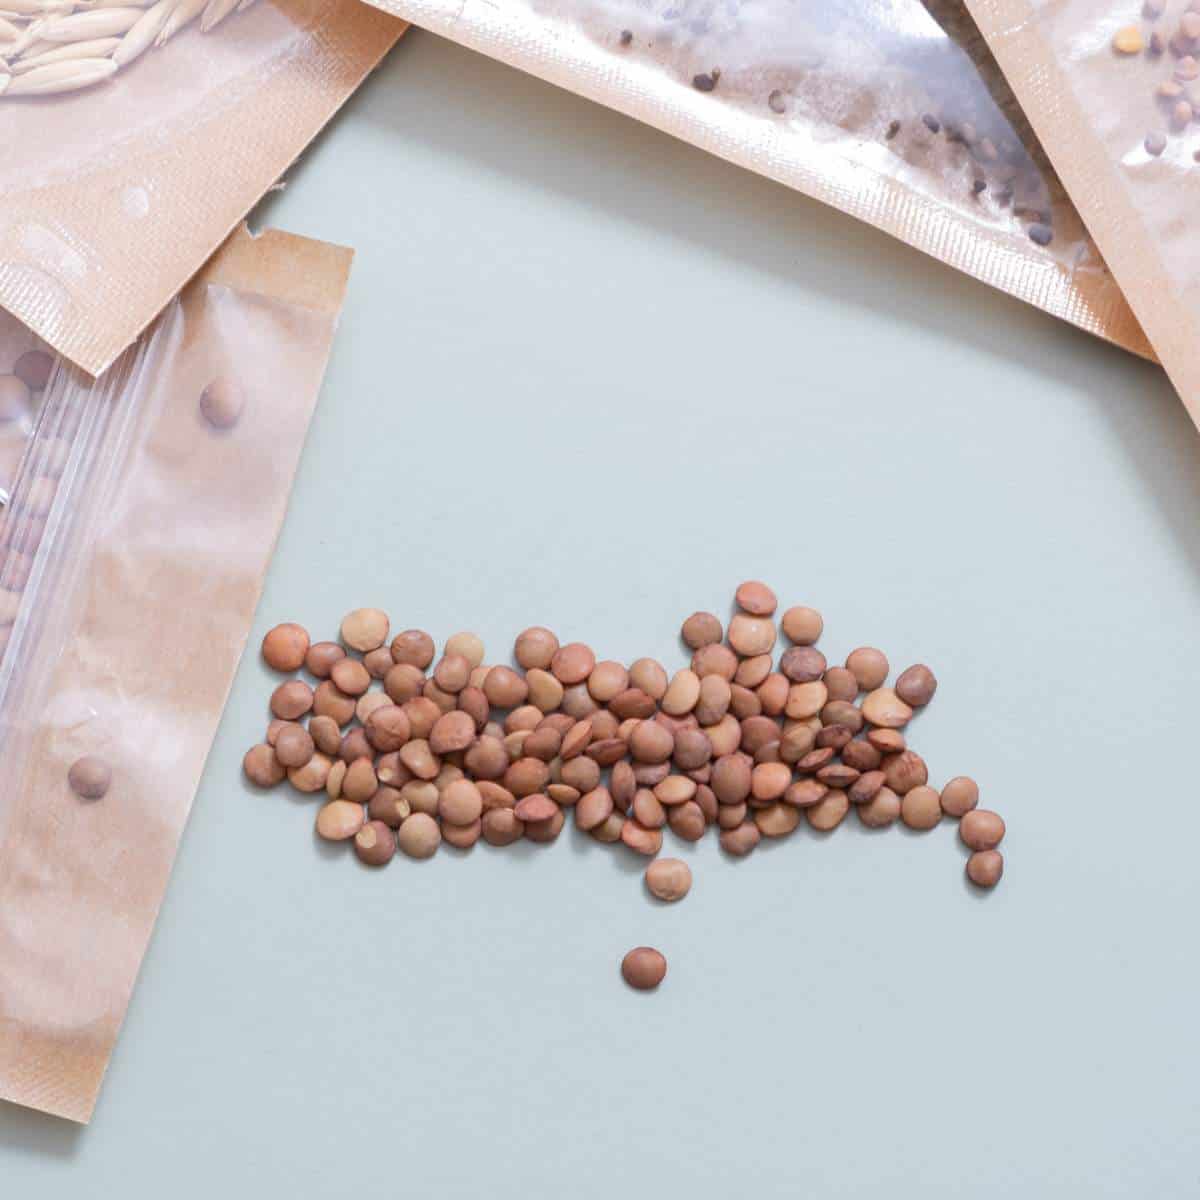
[619,29,632,46]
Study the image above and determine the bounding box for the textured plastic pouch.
[368,0,1151,357]
[0,223,351,1124]
[961,0,1200,425]
[0,0,403,375]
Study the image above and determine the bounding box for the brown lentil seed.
[576,786,614,831]
[505,757,550,797]
[960,809,1006,851]
[695,674,732,725]
[734,653,772,688]
[586,737,627,766]
[848,769,886,805]
[244,744,284,787]
[325,759,347,798]
[399,739,440,780]
[780,646,826,683]
[751,761,791,801]
[67,753,112,799]
[645,858,692,901]
[440,778,483,825]
[628,657,668,699]
[662,669,701,716]
[523,726,562,761]
[780,605,823,644]
[514,626,559,670]
[632,788,667,828]
[396,812,441,858]
[561,755,601,792]
[895,664,937,708]
[308,715,341,756]
[719,821,761,855]
[705,714,742,756]
[590,710,619,740]
[691,643,738,680]
[401,780,439,816]
[755,803,801,838]
[368,786,410,827]
[711,753,752,804]
[717,802,747,829]
[513,792,558,823]
[261,622,309,671]
[867,728,906,754]
[477,780,516,810]
[433,654,471,693]
[728,613,776,657]
[270,680,313,720]
[966,850,1004,888]
[590,812,626,844]
[274,724,315,768]
[391,630,435,669]
[784,778,827,808]
[900,786,942,830]
[482,808,524,846]
[340,608,389,653]
[779,724,816,764]
[681,611,723,649]
[883,750,928,795]
[505,705,543,734]
[823,666,858,702]
[383,663,424,704]
[551,642,595,685]
[845,647,889,691]
[861,688,912,729]
[523,808,567,843]
[941,776,980,818]
[630,719,674,763]
[547,783,580,806]
[621,819,663,855]
[305,640,345,678]
[338,729,372,764]
[841,740,881,772]
[785,681,827,719]
[561,684,599,719]
[815,725,852,752]
[327,656,369,697]
[735,579,777,616]
[622,946,667,990]
[429,710,476,755]
[668,800,705,841]
[316,800,365,841]
[587,661,628,703]
[806,789,850,832]
[857,786,901,829]
[728,684,761,721]
[354,820,396,866]
[444,632,484,667]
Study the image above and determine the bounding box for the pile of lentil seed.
[245,582,1006,987]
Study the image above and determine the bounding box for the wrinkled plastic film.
[0,0,404,375]
[368,0,1151,357]
[963,0,1200,424]
[0,225,352,1124]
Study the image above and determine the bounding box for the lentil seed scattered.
[247,583,1008,990]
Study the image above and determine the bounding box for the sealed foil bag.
[0,0,404,374]
[368,0,1152,357]
[0,224,351,1123]
[962,0,1200,426]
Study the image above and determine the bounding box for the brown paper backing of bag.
[0,0,403,377]
[0,223,351,1124]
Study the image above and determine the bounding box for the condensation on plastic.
[0,311,53,505]
[0,0,404,376]
[0,225,351,1124]
[964,0,1199,424]
[368,0,1152,358]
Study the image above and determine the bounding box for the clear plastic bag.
[962,0,1200,426]
[368,0,1151,358]
[0,310,53,505]
[0,224,352,1124]
[0,0,403,375]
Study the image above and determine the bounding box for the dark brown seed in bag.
[69,754,112,799]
